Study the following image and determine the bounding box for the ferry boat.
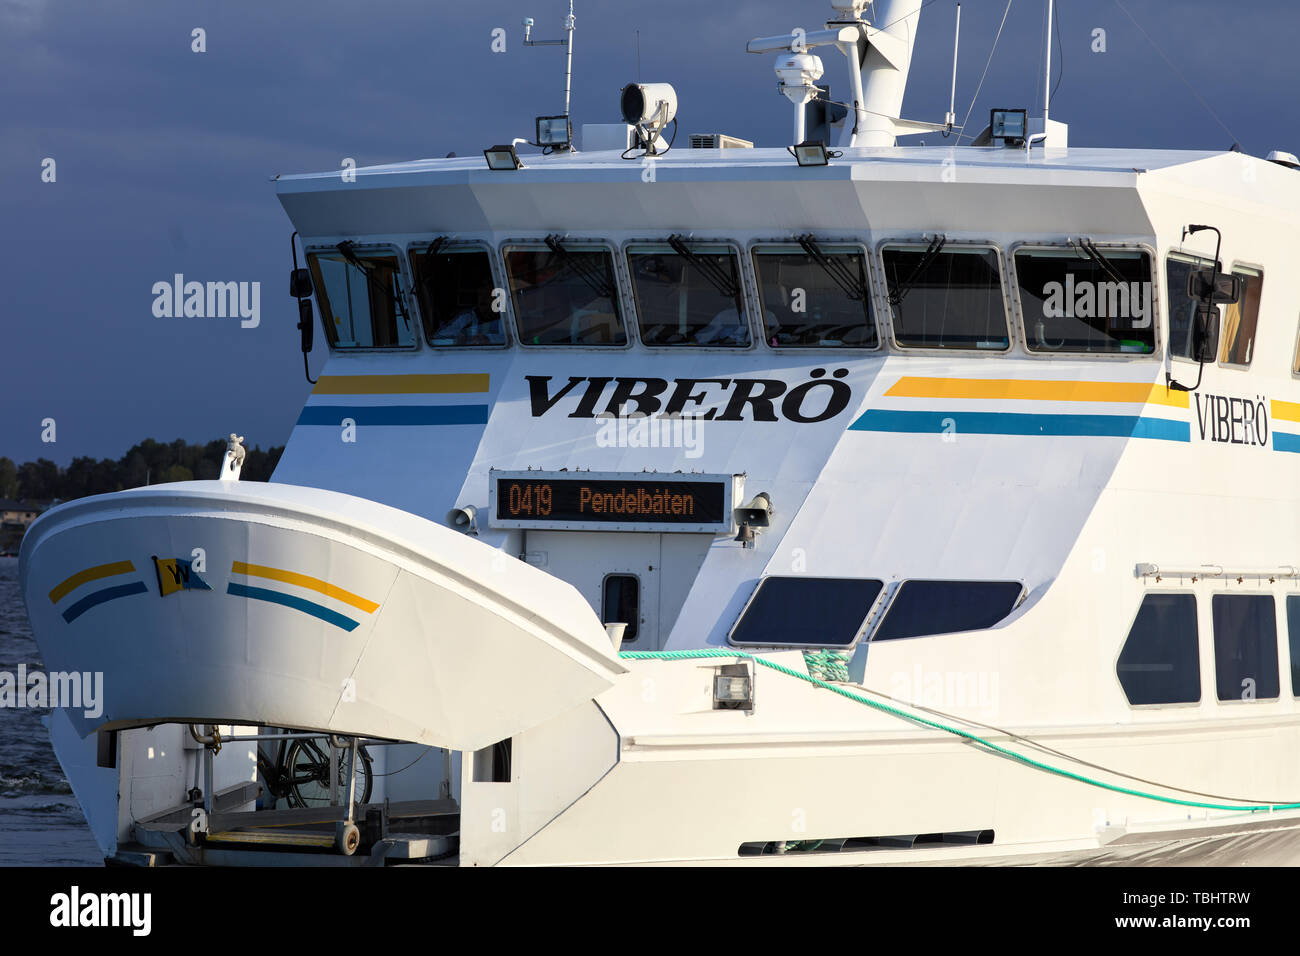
[20,0,1300,866]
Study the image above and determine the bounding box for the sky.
[1,0,1296,466]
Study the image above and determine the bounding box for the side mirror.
[290,268,313,299]
[297,299,314,353]
[1192,303,1219,362]
[1187,268,1241,304]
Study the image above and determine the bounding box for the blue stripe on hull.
[849,409,1191,442]
[296,405,489,427]
[227,582,360,632]
[1274,431,1300,453]
[62,581,149,623]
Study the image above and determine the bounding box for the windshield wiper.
[412,236,448,293]
[336,240,413,329]
[667,234,742,310]
[888,235,946,306]
[1071,238,1127,286]
[796,235,868,302]
[544,235,615,300]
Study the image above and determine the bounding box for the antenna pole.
[946,3,960,131]
[563,0,575,123]
[523,2,577,149]
[1043,0,1053,128]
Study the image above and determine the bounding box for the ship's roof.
[276,145,1230,192]
[273,144,1293,240]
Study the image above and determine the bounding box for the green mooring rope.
[802,649,852,683]
[619,649,1300,814]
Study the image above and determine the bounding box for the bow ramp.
[19,480,626,751]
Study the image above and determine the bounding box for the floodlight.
[483,144,524,170]
[535,115,572,149]
[792,140,830,166]
[989,109,1027,147]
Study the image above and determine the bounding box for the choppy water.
[0,557,102,865]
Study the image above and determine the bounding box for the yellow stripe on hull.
[48,560,136,603]
[312,373,489,395]
[230,561,379,614]
[885,376,1189,409]
[1271,399,1300,423]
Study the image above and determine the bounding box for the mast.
[850,0,924,147]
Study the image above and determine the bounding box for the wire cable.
[957,0,1015,143]
[1050,0,1064,106]
[1111,0,1239,147]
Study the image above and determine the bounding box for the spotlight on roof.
[535,115,572,150]
[620,82,677,155]
[483,144,524,171]
[989,108,1028,148]
[791,140,831,167]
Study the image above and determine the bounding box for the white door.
[526,531,662,650]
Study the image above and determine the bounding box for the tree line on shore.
[0,438,284,504]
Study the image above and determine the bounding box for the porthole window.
[602,574,640,644]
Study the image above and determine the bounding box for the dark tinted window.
[1014,248,1155,354]
[1289,596,1300,696]
[1166,257,1220,361]
[751,248,877,348]
[1117,594,1200,705]
[505,245,626,346]
[602,574,639,644]
[628,244,751,347]
[730,577,883,647]
[1212,594,1279,701]
[872,580,1022,642]
[308,250,416,349]
[882,245,1009,350]
[409,247,507,346]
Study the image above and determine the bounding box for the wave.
[0,772,73,796]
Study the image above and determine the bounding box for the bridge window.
[408,243,507,347]
[881,243,1009,351]
[751,243,877,348]
[1117,593,1200,706]
[1219,268,1264,367]
[308,247,417,349]
[730,577,883,647]
[628,239,752,347]
[872,580,1022,641]
[602,574,640,645]
[1166,255,1220,361]
[1212,594,1279,701]
[504,241,627,346]
[1013,247,1155,354]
